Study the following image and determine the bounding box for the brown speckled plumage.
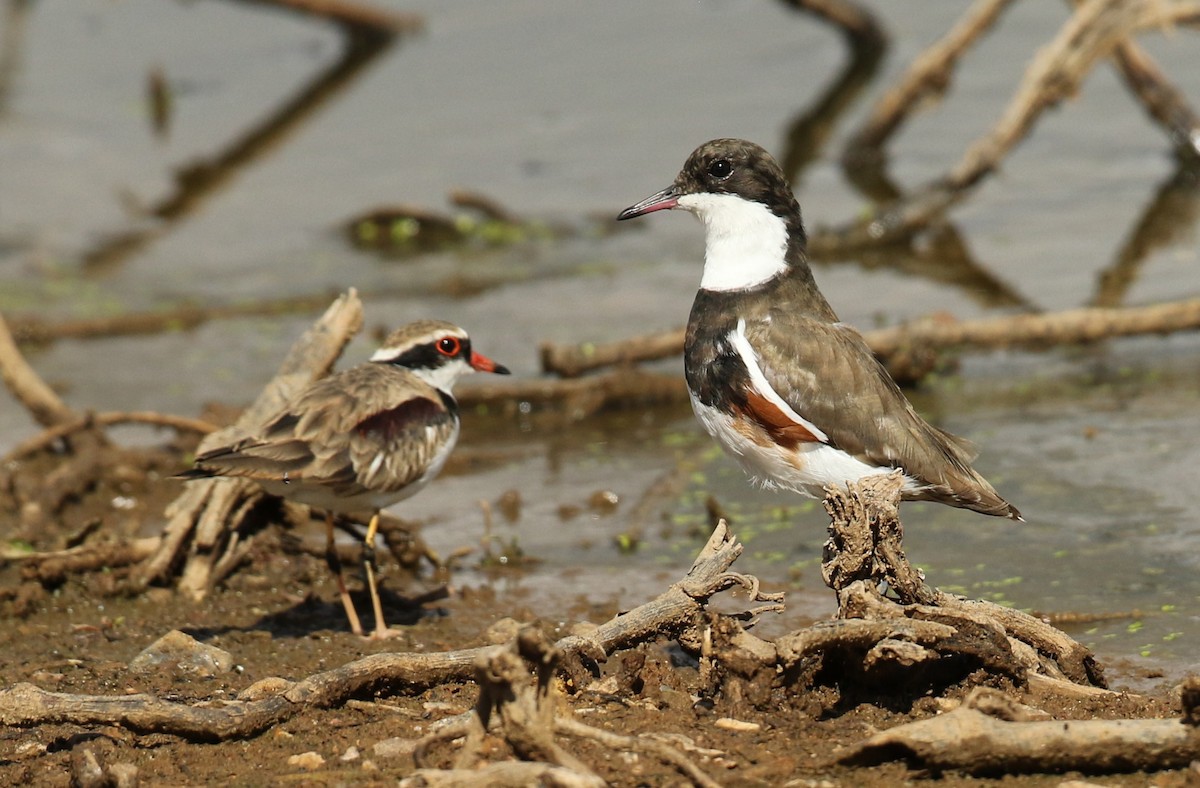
[180,319,509,636]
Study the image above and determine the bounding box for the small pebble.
[240,676,294,701]
[129,630,233,677]
[373,737,416,759]
[287,751,325,771]
[340,745,360,762]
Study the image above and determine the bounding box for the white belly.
[690,394,915,498]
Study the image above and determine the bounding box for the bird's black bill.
[617,186,679,220]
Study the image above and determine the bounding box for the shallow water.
[2,1,1198,681]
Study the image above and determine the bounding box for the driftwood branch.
[842,0,1019,159]
[819,472,1105,688]
[0,310,77,429]
[538,297,1200,382]
[0,521,774,743]
[1104,21,1200,162]
[457,365,687,417]
[10,538,161,586]
[1,410,216,465]
[840,684,1200,774]
[814,0,1200,251]
[410,627,720,787]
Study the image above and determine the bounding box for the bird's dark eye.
[436,336,461,356]
[707,159,732,179]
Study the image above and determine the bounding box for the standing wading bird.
[179,320,510,639]
[617,139,1021,521]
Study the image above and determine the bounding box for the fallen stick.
[1,411,216,465]
[0,311,76,428]
[538,297,1200,379]
[0,522,776,741]
[840,685,1200,774]
[14,538,162,586]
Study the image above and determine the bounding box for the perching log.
[819,472,1105,688]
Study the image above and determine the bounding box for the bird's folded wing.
[743,317,979,483]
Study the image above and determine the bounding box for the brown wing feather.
[189,365,455,496]
[745,316,1020,518]
[737,388,822,449]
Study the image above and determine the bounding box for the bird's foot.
[364,625,405,641]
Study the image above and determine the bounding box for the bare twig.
[2,411,216,465]
[538,297,1200,382]
[0,521,773,743]
[0,311,77,428]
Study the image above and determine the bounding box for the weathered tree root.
[409,627,721,787]
[0,521,775,744]
[688,473,1107,716]
[819,472,1106,688]
[839,683,1200,774]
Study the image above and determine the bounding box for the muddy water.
[2,1,1199,681]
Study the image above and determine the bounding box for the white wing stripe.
[729,319,829,443]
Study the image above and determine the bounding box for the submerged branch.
[538,297,1200,381]
[818,0,1200,250]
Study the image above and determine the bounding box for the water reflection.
[80,17,408,275]
[1091,161,1200,308]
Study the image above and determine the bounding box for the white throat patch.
[413,358,473,394]
[677,192,788,292]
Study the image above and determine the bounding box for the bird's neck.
[410,365,464,403]
[685,193,807,293]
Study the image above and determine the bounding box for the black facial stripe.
[383,337,470,370]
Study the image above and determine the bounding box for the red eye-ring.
[437,336,461,356]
